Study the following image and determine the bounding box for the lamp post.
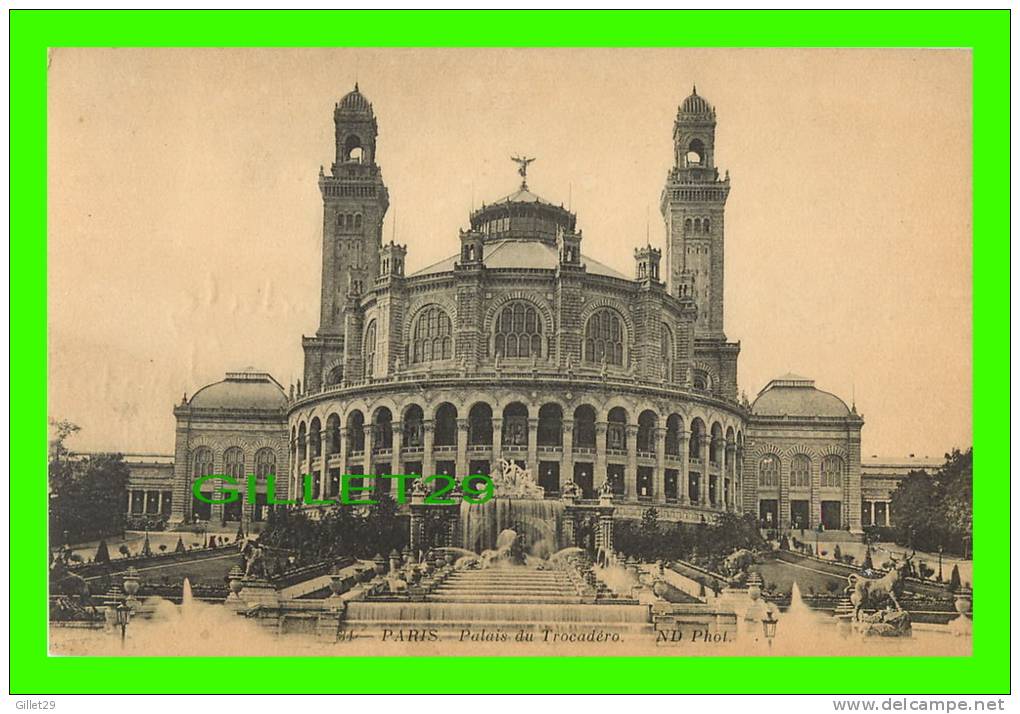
[762,609,778,652]
[114,601,132,648]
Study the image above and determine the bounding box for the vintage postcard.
[47,47,973,657]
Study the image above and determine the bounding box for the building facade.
[167,86,868,534]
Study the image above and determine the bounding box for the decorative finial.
[354,80,359,92]
[510,155,536,190]
[692,83,697,95]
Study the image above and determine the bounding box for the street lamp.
[762,609,778,651]
[938,545,944,582]
[114,601,132,648]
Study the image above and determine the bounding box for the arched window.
[494,302,543,359]
[354,214,362,230]
[584,309,624,365]
[573,405,596,448]
[693,369,710,391]
[224,447,244,481]
[703,218,711,233]
[684,218,692,233]
[759,454,780,488]
[411,306,452,363]
[192,447,213,480]
[363,320,377,378]
[791,454,811,488]
[694,218,702,233]
[821,455,844,488]
[661,323,674,380]
[686,138,705,166]
[254,448,276,482]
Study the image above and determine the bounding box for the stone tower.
[303,85,390,392]
[660,87,731,338]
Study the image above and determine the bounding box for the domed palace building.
[168,86,864,534]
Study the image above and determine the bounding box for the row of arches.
[191,446,277,480]
[683,216,712,235]
[335,212,364,231]
[365,300,669,371]
[291,401,743,463]
[757,453,845,489]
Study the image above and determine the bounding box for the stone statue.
[492,458,545,499]
[560,479,580,499]
[241,538,268,579]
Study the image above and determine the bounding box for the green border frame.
[11,9,1009,694]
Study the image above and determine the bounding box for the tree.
[834,545,843,562]
[889,448,972,555]
[948,564,961,592]
[862,546,874,570]
[175,536,186,553]
[94,539,110,564]
[118,544,130,558]
[48,421,130,546]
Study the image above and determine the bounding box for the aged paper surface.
[47,48,973,657]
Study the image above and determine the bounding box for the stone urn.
[444,553,454,566]
[227,565,244,598]
[954,588,973,618]
[328,573,346,598]
[373,553,387,576]
[122,566,141,599]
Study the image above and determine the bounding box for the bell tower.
[304,85,390,393]
[661,87,730,338]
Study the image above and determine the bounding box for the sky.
[47,48,972,459]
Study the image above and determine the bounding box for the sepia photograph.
[45,47,974,659]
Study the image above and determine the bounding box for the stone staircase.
[430,568,583,604]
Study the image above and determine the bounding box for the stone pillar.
[317,429,328,501]
[409,498,426,555]
[391,421,402,475]
[595,421,608,489]
[126,490,133,515]
[456,418,469,479]
[679,433,689,505]
[422,420,435,478]
[699,436,709,507]
[363,424,374,480]
[492,417,503,466]
[561,419,575,490]
[561,504,577,548]
[810,458,821,530]
[725,444,735,511]
[597,498,615,556]
[527,417,539,476]
[625,425,638,499]
[654,427,667,503]
[157,491,164,515]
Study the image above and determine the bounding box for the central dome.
[468,186,576,243]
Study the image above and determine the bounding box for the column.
[363,424,374,477]
[318,429,329,501]
[654,427,666,503]
[561,419,575,489]
[594,421,608,489]
[527,417,539,476]
[157,491,164,515]
[810,459,821,529]
[678,433,689,505]
[126,490,133,515]
[491,417,503,466]
[625,425,638,499]
[422,420,435,478]
[456,418,469,479]
[391,421,403,474]
[699,436,709,506]
[725,444,735,511]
